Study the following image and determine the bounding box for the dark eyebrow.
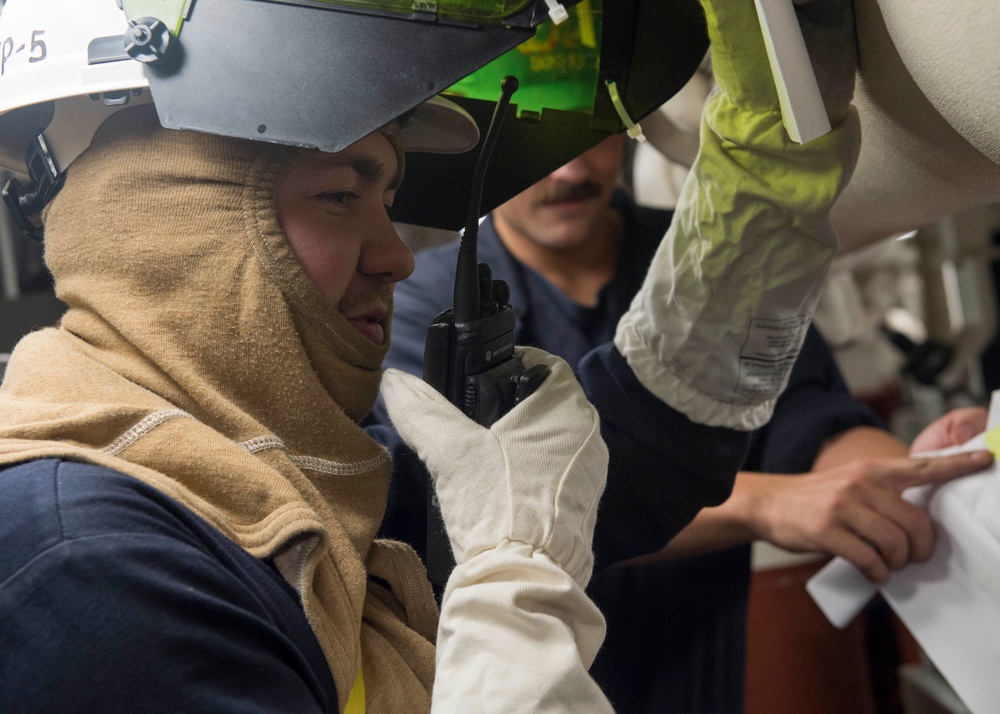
[299,153,404,191]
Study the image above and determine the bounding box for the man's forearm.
[633,426,910,562]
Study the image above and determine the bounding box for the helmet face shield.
[0,0,708,230]
[397,0,709,228]
[133,0,526,155]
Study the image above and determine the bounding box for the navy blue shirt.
[376,192,881,713]
[372,193,750,569]
[0,459,337,712]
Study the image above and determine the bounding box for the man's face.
[493,134,625,252]
[276,131,414,346]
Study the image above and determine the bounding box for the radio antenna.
[453,75,519,321]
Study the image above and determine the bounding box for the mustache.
[533,180,602,206]
[338,281,393,315]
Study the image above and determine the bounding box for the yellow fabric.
[983,426,1000,459]
[0,105,437,713]
[614,0,860,430]
[345,667,365,714]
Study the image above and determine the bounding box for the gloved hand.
[380,346,607,587]
[615,0,860,430]
[381,346,613,712]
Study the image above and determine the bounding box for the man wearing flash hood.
[0,0,968,711]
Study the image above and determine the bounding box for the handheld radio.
[422,76,550,590]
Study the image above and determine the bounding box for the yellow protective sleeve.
[615,0,861,430]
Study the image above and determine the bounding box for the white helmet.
[0,0,150,173]
[0,0,494,239]
[1,0,712,234]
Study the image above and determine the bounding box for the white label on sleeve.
[736,315,809,395]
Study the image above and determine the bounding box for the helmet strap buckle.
[2,132,64,243]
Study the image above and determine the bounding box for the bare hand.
[749,449,992,581]
[910,407,988,455]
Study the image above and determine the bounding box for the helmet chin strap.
[2,133,61,243]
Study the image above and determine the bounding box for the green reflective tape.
[445,0,602,116]
[576,1,596,48]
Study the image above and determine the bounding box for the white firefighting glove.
[380,346,612,713]
[615,0,860,430]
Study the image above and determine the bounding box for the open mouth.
[348,316,385,345]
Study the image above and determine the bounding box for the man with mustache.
[380,134,989,711]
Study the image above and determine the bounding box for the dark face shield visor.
[119,0,709,228]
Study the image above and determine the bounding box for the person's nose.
[359,214,415,284]
[548,155,592,184]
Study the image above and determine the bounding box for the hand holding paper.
[807,399,1000,714]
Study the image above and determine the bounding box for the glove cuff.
[441,540,605,661]
[614,314,777,430]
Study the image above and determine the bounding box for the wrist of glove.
[615,0,860,431]
[440,541,607,667]
[431,540,613,714]
[380,346,608,588]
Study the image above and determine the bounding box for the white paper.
[807,396,1000,714]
